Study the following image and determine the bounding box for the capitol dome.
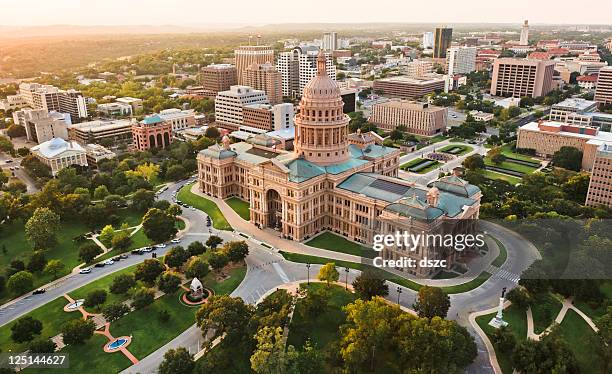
[302,53,341,100]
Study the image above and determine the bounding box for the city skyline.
[2,0,612,27]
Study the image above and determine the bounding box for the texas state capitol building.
[197,52,482,276]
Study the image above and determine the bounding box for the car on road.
[131,249,144,255]
[142,246,153,252]
[120,253,129,259]
[112,256,121,262]
[170,238,181,244]
[103,259,114,265]
[190,207,196,211]
[79,267,92,274]
[154,243,167,248]
[94,263,105,268]
[32,289,46,295]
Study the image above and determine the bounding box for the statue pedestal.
[488,316,508,328]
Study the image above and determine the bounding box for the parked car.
[33,289,46,295]
[154,243,167,248]
[142,247,153,252]
[131,249,144,255]
[170,238,181,244]
[79,267,92,274]
[120,253,129,259]
[94,263,105,268]
[103,259,114,266]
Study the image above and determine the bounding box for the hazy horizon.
[2,0,611,27]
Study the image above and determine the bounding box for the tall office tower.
[277,50,300,98]
[298,50,336,95]
[422,32,434,49]
[433,27,453,59]
[585,143,612,208]
[59,89,88,123]
[18,83,87,123]
[490,58,556,98]
[595,67,612,107]
[519,20,529,46]
[322,32,338,51]
[446,46,477,75]
[201,64,237,95]
[244,63,283,105]
[234,45,275,85]
[214,86,269,131]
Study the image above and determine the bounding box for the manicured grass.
[287,283,355,351]
[476,304,528,374]
[557,309,603,374]
[414,160,441,174]
[305,232,376,259]
[92,229,153,263]
[201,265,247,295]
[225,197,250,221]
[177,183,232,231]
[400,158,441,174]
[499,144,540,163]
[481,169,522,185]
[530,292,563,334]
[490,235,508,267]
[484,158,538,174]
[438,144,473,156]
[400,157,427,170]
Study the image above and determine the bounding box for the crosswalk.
[486,265,521,284]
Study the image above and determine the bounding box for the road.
[0,152,39,194]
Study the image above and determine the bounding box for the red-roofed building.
[476,49,501,71]
[528,52,552,60]
[577,74,598,90]
[537,40,560,49]
[546,48,570,57]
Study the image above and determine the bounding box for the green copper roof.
[348,144,397,159]
[142,114,163,125]
[434,175,481,197]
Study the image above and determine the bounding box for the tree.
[11,316,43,343]
[204,126,220,139]
[166,165,186,181]
[300,287,329,318]
[224,241,249,263]
[208,251,229,271]
[512,334,579,373]
[250,326,292,373]
[317,263,339,286]
[44,259,65,278]
[61,319,95,345]
[352,270,389,300]
[206,235,223,249]
[28,338,56,353]
[159,347,195,374]
[27,251,47,272]
[491,152,506,165]
[506,287,532,310]
[111,231,132,251]
[7,271,33,295]
[93,185,110,200]
[134,259,165,286]
[196,295,254,343]
[463,154,485,170]
[164,246,190,268]
[158,272,182,294]
[142,208,178,243]
[110,273,136,294]
[131,188,155,211]
[131,162,159,182]
[187,241,206,256]
[25,207,60,250]
[185,257,210,279]
[131,287,155,309]
[491,326,516,353]
[84,289,107,309]
[552,146,583,171]
[78,243,102,264]
[0,135,15,154]
[6,124,26,138]
[102,302,130,322]
[413,286,451,319]
[99,224,115,248]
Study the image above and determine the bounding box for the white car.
[170,238,181,244]
[154,243,167,248]
[79,267,92,274]
[103,259,114,266]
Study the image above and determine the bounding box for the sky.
[2,0,611,26]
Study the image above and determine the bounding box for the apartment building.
[373,75,446,99]
[234,45,275,85]
[595,67,612,106]
[200,64,237,96]
[585,142,612,208]
[370,100,447,136]
[490,58,556,98]
[214,85,269,131]
[244,63,283,105]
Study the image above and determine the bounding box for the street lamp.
[397,286,402,305]
[306,263,311,284]
[344,267,350,290]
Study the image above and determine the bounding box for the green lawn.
[201,265,247,295]
[484,158,538,174]
[287,283,355,351]
[574,280,612,320]
[399,158,441,174]
[177,183,232,230]
[530,292,563,334]
[499,144,540,163]
[225,197,250,221]
[476,304,528,374]
[481,170,522,185]
[438,144,473,156]
[400,157,427,170]
[557,310,603,374]
[490,235,508,267]
[305,232,376,259]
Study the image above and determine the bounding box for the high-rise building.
[422,32,434,49]
[595,67,612,107]
[433,27,453,59]
[18,83,88,123]
[520,20,529,46]
[234,45,275,85]
[244,63,283,105]
[370,100,448,136]
[585,143,612,208]
[446,46,477,75]
[298,50,336,95]
[214,85,269,131]
[322,32,338,51]
[490,58,556,98]
[200,64,237,96]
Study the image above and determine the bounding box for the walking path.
[469,301,511,374]
[526,297,599,341]
[95,322,139,364]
